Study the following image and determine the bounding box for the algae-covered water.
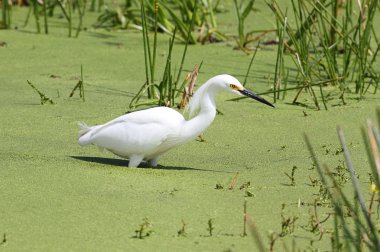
[1,3,380,251]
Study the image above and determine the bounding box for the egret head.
[218,74,275,108]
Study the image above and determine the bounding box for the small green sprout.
[279,204,298,237]
[134,218,153,239]
[206,218,214,236]
[215,183,224,190]
[284,166,297,186]
[177,220,187,237]
[0,233,6,245]
[69,64,85,102]
[27,80,55,105]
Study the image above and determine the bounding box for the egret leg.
[128,155,144,167]
[148,157,160,167]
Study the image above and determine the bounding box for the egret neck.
[182,80,220,141]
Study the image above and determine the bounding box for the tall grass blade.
[243,43,259,86]
[140,1,154,98]
[174,0,199,87]
[1,0,11,29]
[337,126,380,250]
[42,0,48,34]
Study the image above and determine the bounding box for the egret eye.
[230,84,238,90]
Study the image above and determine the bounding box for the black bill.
[239,89,275,108]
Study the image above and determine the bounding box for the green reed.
[1,0,11,29]
[129,0,198,109]
[266,0,379,109]
[233,0,256,51]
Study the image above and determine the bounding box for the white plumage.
[78,74,274,167]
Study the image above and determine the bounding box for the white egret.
[78,74,274,167]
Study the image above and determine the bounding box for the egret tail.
[78,122,93,146]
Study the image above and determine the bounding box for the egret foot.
[148,157,160,167]
[128,155,144,167]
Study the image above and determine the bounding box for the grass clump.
[94,0,225,44]
[265,0,379,109]
[128,0,199,109]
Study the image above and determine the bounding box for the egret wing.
[85,107,185,157]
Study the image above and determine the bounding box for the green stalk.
[68,0,72,37]
[160,30,176,106]
[90,0,95,12]
[273,17,285,102]
[80,64,85,101]
[174,0,199,91]
[75,0,87,38]
[97,0,103,12]
[207,0,217,28]
[23,5,32,27]
[357,0,378,96]
[42,0,48,34]
[233,0,243,47]
[2,0,10,29]
[33,0,41,33]
[329,0,338,49]
[243,43,259,87]
[151,0,158,92]
[140,1,152,98]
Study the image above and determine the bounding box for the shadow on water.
[70,156,233,173]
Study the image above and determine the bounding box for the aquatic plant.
[265,0,379,109]
[69,65,85,102]
[206,218,214,236]
[233,0,256,51]
[23,0,87,36]
[177,220,187,237]
[128,0,198,109]
[94,0,224,44]
[284,165,297,186]
[27,80,55,105]
[134,217,153,239]
[304,111,380,251]
[1,0,11,29]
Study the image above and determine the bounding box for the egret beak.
[239,88,275,108]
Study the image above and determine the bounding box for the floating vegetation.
[177,220,187,237]
[0,233,6,245]
[214,183,223,190]
[69,64,85,102]
[27,80,55,105]
[279,204,298,237]
[284,165,297,186]
[206,218,214,237]
[304,111,380,251]
[303,200,332,240]
[134,218,153,239]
